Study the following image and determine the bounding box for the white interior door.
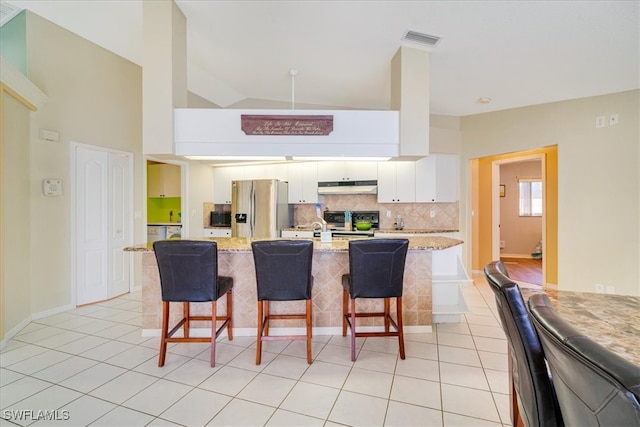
[76,147,109,304]
[76,145,132,305]
[108,153,131,298]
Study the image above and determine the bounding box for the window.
[519,179,542,216]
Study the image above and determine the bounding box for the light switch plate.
[43,179,63,196]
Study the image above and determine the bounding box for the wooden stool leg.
[350,298,357,362]
[226,289,233,340]
[306,299,313,364]
[396,296,405,359]
[159,301,170,367]
[210,301,217,367]
[384,298,391,332]
[256,301,264,365]
[342,289,349,336]
[183,302,190,338]
[264,301,270,336]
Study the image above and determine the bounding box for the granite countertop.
[282,227,459,234]
[375,229,459,234]
[124,235,463,253]
[520,287,640,366]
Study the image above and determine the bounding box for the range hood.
[317,180,377,195]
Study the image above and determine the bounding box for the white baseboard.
[32,304,75,321]
[500,253,536,259]
[0,317,32,350]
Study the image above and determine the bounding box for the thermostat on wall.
[43,179,63,196]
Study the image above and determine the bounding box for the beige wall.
[1,90,32,338]
[462,90,640,296]
[24,11,143,315]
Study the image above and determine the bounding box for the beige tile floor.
[1,274,515,426]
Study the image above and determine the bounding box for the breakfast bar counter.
[125,236,463,335]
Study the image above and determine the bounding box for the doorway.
[73,143,133,305]
[495,156,544,285]
[471,145,558,288]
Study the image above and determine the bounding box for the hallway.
[500,257,542,286]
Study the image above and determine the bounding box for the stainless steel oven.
[319,210,379,238]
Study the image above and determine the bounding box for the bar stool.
[251,240,314,364]
[153,240,233,368]
[484,261,563,427]
[342,239,409,361]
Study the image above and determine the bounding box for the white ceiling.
[6,0,640,116]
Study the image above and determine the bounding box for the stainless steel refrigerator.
[231,179,291,238]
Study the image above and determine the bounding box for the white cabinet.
[432,243,471,323]
[203,228,231,237]
[317,161,377,182]
[415,154,459,202]
[213,167,241,204]
[262,164,289,181]
[287,163,318,204]
[377,161,415,203]
[374,231,470,323]
[147,163,181,198]
[281,230,314,238]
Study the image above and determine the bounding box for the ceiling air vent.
[402,30,441,48]
[1,2,23,27]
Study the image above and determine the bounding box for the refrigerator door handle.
[250,183,255,237]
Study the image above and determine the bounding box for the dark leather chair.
[153,240,233,368]
[528,293,640,426]
[484,261,563,427]
[251,240,314,365]
[342,239,409,362]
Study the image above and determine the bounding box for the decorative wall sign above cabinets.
[241,114,333,136]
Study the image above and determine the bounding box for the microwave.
[210,211,231,227]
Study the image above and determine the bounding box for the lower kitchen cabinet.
[281,230,314,238]
[376,231,470,322]
[432,247,471,323]
[203,228,231,237]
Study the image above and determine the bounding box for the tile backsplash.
[204,195,458,230]
[294,195,458,230]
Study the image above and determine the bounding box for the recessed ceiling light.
[478,97,492,104]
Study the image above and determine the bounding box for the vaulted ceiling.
[6,1,640,116]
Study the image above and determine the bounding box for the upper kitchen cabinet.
[377,161,415,203]
[415,154,459,202]
[147,163,181,198]
[317,161,377,182]
[287,162,318,204]
[242,163,288,181]
[262,164,288,181]
[213,167,242,204]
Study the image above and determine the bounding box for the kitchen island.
[125,236,463,335]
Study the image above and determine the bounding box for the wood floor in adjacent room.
[500,257,542,285]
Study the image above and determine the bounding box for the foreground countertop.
[124,235,463,253]
[521,287,640,366]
